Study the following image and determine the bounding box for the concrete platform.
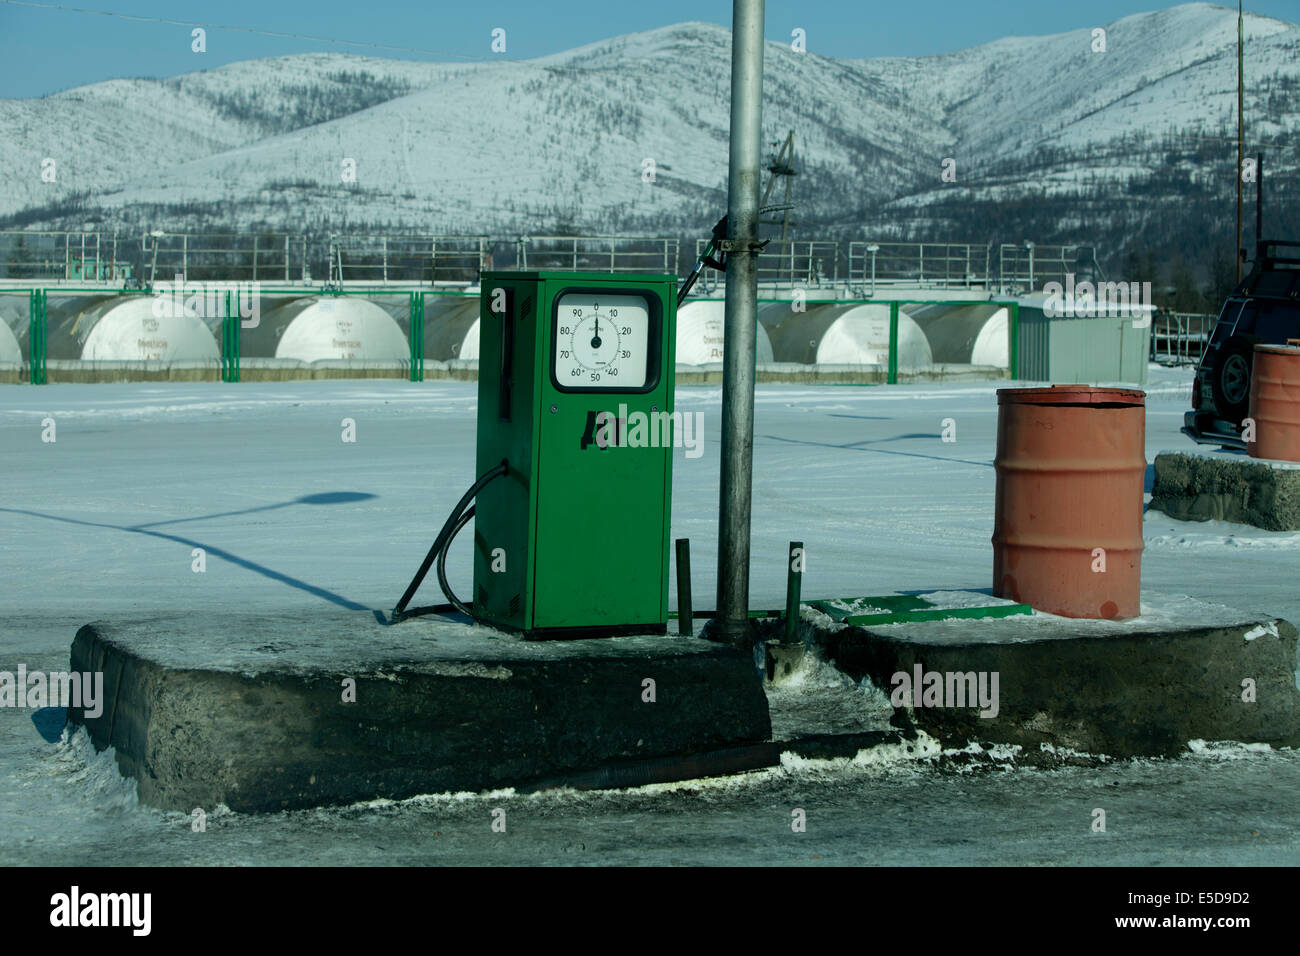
[1150,449,1300,530]
[67,612,770,812]
[786,593,1300,759]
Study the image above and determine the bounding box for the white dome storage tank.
[817,304,931,367]
[458,319,480,361]
[0,317,21,364]
[908,303,1009,368]
[245,296,312,357]
[423,298,480,361]
[80,295,219,362]
[757,300,802,333]
[675,299,773,365]
[970,308,1009,367]
[768,303,931,367]
[274,297,409,362]
[41,294,135,360]
[0,295,24,364]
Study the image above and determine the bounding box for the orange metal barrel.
[992,385,1146,619]
[1247,344,1300,462]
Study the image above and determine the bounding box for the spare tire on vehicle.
[1212,336,1257,424]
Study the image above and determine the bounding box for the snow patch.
[778,730,945,772]
[1038,741,1112,762]
[50,726,141,814]
[1186,739,1277,759]
[1243,622,1279,642]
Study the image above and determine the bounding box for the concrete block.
[789,594,1300,759]
[67,612,770,812]
[1150,450,1300,531]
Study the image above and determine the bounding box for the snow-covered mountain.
[2,3,1297,273]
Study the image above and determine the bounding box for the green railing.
[6,289,1017,385]
[749,296,1020,385]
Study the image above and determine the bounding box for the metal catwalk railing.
[1151,312,1215,366]
[847,242,992,292]
[0,230,1101,295]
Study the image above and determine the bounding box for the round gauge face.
[554,292,651,389]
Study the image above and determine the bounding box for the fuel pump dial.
[554,292,651,389]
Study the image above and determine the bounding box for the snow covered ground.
[2,364,1298,865]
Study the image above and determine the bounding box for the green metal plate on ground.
[668,596,1031,627]
[810,595,1032,626]
[668,610,781,620]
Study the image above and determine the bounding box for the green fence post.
[222,289,241,383]
[26,289,34,384]
[220,293,227,382]
[784,540,804,642]
[1008,302,1019,380]
[409,291,424,382]
[232,290,240,383]
[887,301,899,385]
[29,289,47,385]
[408,292,416,382]
[221,290,230,382]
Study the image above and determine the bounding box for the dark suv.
[1183,239,1300,449]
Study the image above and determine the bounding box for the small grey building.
[1012,294,1151,384]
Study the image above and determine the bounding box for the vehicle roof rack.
[1254,238,1300,270]
[1237,238,1300,300]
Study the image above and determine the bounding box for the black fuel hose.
[392,459,508,622]
[435,504,477,619]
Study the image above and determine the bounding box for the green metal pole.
[26,290,34,384]
[222,290,242,383]
[32,289,47,385]
[221,291,231,382]
[409,291,424,383]
[233,291,240,383]
[887,301,899,385]
[675,538,693,637]
[784,540,803,641]
[221,294,227,382]
[27,289,35,384]
[409,292,416,382]
[1008,302,1019,379]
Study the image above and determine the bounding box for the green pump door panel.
[473,272,677,639]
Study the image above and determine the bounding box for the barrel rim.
[997,384,1146,406]
[1252,344,1300,357]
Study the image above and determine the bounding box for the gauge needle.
[590,315,602,350]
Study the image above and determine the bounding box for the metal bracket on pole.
[717,238,771,254]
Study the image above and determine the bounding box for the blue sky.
[0,0,1294,98]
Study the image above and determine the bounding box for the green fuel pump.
[394,271,678,639]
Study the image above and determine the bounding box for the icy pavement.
[2,364,1298,864]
